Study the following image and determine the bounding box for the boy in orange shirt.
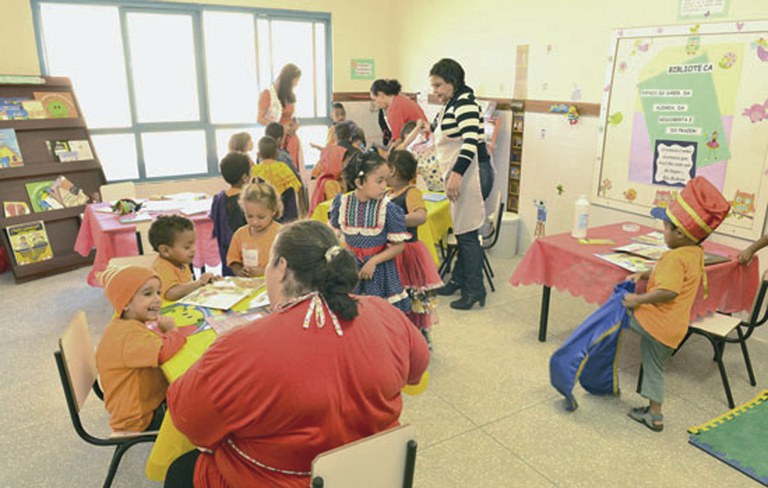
[622,177,729,432]
[149,215,216,301]
[96,265,190,432]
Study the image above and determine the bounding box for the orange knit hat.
[650,176,730,242]
[99,265,160,314]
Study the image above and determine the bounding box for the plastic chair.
[99,182,136,203]
[54,311,157,488]
[311,424,417,488]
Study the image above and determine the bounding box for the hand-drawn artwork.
[742,100,768,123]
[736,22,744,31]
[607,112,623,126]
[567,105,580,125]
[598,178,613,197]
[556,184,565,196]
[652,189,678,208]
[549,103,570,114]
[752,37,768,61]
[718,51,737,68]
[704,130,721,159]
[730,190,756,219]
[687,24,702,56]
[623,188,637,202]
[533,200,547,238]
[631,39,651,55]
[618,61,628,73]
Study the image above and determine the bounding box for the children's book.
[630,231,665,246]
[595,252,654,273]
[33,91,78,118]
[47,139,93,162]
[3,201,30,217]
[25,180,62,212]
[118,212,152,224]
[0,98,30,120]
[51,175,89,207]
[179,199,212,216]
[21,100,46,119]
[613,242,667,261]
[179,277,261,310]
[0,128,23,168]
[205,305,269,335]
[5,220,53,265]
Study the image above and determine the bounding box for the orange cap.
[99,265,159,314]
[651,176,730,242]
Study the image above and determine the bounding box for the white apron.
[265,85,283,123]
[434,106,485,235]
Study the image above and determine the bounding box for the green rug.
[688,390,768,486]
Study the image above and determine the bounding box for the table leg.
[538,285,551,342]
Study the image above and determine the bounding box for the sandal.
[628,406,664,432]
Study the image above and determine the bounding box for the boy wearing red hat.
[96,265,191,432]
[622,177,729,432]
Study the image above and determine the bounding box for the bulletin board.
[593,20,768,239]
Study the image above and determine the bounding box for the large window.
[33,1,332,182]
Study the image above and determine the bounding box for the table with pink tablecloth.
[74,203,220,286]
[509,222,759,342]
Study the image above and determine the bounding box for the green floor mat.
[688,389,768,486]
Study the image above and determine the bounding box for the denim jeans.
[451,230,486,297]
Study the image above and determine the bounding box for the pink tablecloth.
[510,222,759,320]
[75,203,220,287]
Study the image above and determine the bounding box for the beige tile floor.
[1,253,766,487]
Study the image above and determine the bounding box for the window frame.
[30,0,333,182]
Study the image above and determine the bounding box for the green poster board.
[351,59,375,80]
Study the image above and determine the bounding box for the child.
[622,176,729,432]
[227,181,282,278]
[400,119,442,192]
[149,215,216,301]
[265,122,300,178]
[228,131,254,155]
[310,102,346,150]
[309,121,354,214]
[210,153,250,276]
[251,136,302,223]
[330,149,411,313]
[387,150,443,345]
[95,265,190,432]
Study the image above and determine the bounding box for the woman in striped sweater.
[431,58,487,310]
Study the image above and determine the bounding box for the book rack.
[0,76,106,283]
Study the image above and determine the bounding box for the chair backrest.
[100,182,137,203]
[481,199,505,250]
[58,311,97,413]
[740,280,768,341]
[135,220,154,255]
[311,424,417,488]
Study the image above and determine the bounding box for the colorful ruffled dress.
[330,192,411,313]
[388,185,443,329]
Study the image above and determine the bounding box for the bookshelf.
[0,76,106,283]
[507,105,524,213]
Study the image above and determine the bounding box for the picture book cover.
[33,91,78,118]
[630,231,665,246]
[25,180,62,212]
[47,140,76,162]
[51,175,89,207]
[0,98,30,120]
[21,100,46,119]
[179,277,260,310]
[0,128,23,168]
[613,242,667,261]
[205,306,268,335]
[595,252,654,273]
[3,201,30,218]
[6,220,53,265]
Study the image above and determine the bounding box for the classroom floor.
[1,252,766,487]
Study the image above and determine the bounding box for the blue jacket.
[549,281,635,410]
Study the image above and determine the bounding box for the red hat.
[99,265,159,314]
[650,176,729,242]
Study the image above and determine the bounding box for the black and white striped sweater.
[432,86,486,176]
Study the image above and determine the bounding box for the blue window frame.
[31,0,332,182]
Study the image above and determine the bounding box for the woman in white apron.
[430,58,487,310]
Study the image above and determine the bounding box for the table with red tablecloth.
[509,222,759,342]
[74,203,220,286]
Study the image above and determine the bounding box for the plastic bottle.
[571,195,590,239]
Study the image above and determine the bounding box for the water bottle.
[571,195,590,239]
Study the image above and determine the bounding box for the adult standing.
[431,58,487,310]
[163,220,429,488]
[258,64,304,176]
[370,79,428,149]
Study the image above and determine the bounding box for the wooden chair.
[311,424,417,488]
[54,311,157,488]
[678,280,768,408]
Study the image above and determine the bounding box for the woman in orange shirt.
[258,64,304,176]
[370,78,428,150]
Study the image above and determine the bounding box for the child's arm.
[396,119,428,151]
[739,234,768,264]
[626,270,651,282]
[165,273,215,301]
[359,242,405,280]
[155,317,188,364]
[230,261,264,278]
[310,142,326,151]
[405,208,427,228]
[622,289,677,309]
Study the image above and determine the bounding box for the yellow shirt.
[95,317,167,431]
[634,245,704,348]
[226,221,281,272]
[152,256,193,300]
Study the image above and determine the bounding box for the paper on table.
[423,193,447,202]
[179,198,212,216]
[595,252,654,273]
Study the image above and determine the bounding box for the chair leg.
[482,258,495,292]
[103,441,137,488]
[483,252,495,278]
[636,364,643,394]
[438,247,457,279]
[708,338,735,409]
[736,327,757,386]
[671,330,692,357]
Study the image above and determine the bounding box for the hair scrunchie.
[324,245,342,262]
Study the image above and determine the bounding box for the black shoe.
[420,328,433,351]
[436,281,461,296]
[450,294,486,310]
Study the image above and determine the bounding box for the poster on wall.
[678,0,730,20]
[351,59,375,80]
[594,20,768,239]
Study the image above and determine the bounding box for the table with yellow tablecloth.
[311,192,451,264]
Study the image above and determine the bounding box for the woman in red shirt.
[370,79,428,149]
[258,64,304,175]
[164,220,429,488]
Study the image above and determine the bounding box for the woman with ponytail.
[165,220,429,488]
[370,78,428,150]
